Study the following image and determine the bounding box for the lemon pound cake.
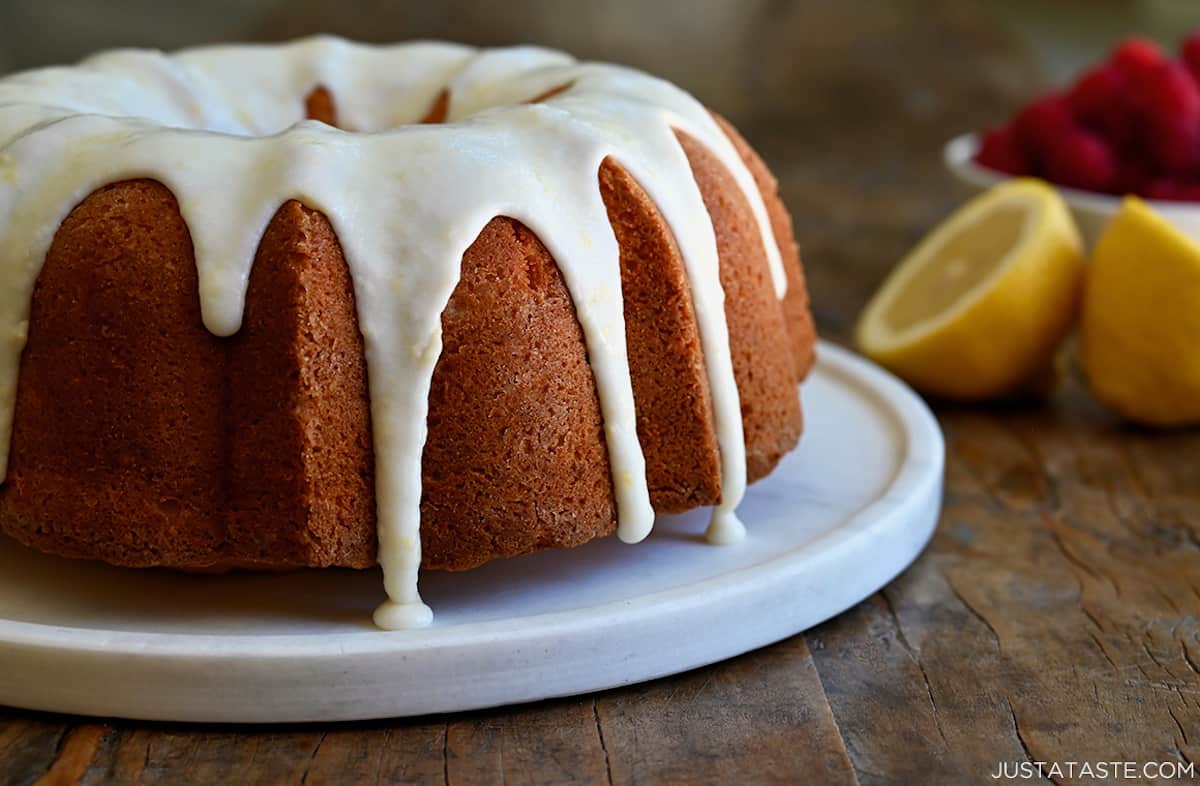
[0,37,816,628]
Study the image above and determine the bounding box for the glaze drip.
[0,36,786,627]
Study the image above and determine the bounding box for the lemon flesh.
[1081,197,1200,427]
[857,179,1084,399]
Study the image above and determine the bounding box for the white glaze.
[0,36,786,628]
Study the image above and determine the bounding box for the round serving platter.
[0,340,943,722]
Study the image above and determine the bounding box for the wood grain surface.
[4,1,1200,783]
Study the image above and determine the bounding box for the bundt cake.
[0,37,816,628]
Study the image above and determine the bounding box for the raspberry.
[1045,129,1118,192]
[1012,94,1074,162]
[988,34,1200,192]
[1111,36,1165,85]
[1174,183,1200,201]
[1093,100,1140,154]
[974,126,1030,175]
[1146,178,1181,200]
[1147,112,1200,172]
[1115,157,1153,195]
[1066,65,1140,151]
[1145,178,1200,201]
[1181,31,1200,80]
[1142,61,1200,125]
[1068,65,1126,125]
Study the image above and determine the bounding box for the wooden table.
[5,2,1199,783]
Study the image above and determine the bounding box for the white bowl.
[943,132,1200,247]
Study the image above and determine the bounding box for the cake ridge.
[0,38,793,628]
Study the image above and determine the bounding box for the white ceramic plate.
[943,131,1200,246]
[0,340,943,723]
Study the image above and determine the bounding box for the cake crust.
[0,85,816,573]
[0,180,226,567]
[677,131,804,481]
[713,113,817,381]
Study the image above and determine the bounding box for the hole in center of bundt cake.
[303,85,446,130]
[303,82,576,131]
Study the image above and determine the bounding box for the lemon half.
[1081,197,1200,427]
[856,179,1084,399]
